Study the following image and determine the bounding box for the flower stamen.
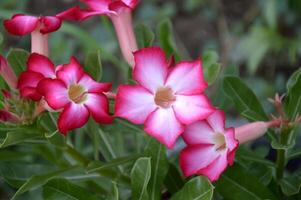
[154,87,176,108]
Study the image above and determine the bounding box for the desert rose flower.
[4,14,62,56]
[0,55,18,89]
[37,57,113,134]
[180,110,281,182]
[115,47,215,149]
[57,0,139,66]
[17,53,57,101]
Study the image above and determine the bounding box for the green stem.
[276,127,292,180]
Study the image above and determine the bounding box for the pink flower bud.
[235,120,281,144]
[0,55,18,89]
[31,29,49,56]
[0,110,21,123]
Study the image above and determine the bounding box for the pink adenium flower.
[180,110,238,182]
[0,55,18,89]
[17,53,57,101]
[180,110,281,182]
[4,14,62,56]
[115,47,215,149]
[58,0,139,66]
[37,57,113,134]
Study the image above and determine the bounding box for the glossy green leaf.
[44,131,66,147]
[135,23,155,48]
[170,176,214,200]
[280,176,301,196]
[222,76,268,121]
[156,19,180,60]
[145,138,169,200]
[110,182,119,200]
[7,48,29,76]
[131,157,151,200]
[0,129,41,148]
[84,49,103,81]
[42,178,98,200]
[215,165,277,200]
[11,166,77,200]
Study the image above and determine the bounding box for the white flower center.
[213,133,226,151]
[154,87,176,108]
[68,84,87,104]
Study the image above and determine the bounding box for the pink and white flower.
[0,55,18,89]
[115,47,215,149]
[4,14,62,56]
[58,0,139,66]
[17,53,57,101]
[180,110,239,182]
[37,57,113,134]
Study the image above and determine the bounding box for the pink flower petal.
[19,87,42,101]
[56,6,84,21]
[109,1,131,12]
[37,78,69,110]
[224,128,239,152]
[78,74,112,93]
[122,0,139,9]
[56,57,84,86]
[85,93,113,124]
[3,14,39,36]
[17,71,44,100]
[115,85,156,124]
[165,60,207,95]
[182,121,215,145]
[27,53,56,78]
[180,144,219,177]
[173,95,215,124]
[197,153,228,182]
[58,103,89,135]
[207,110,226,133]
[40,16,62,34]
[133,47,168,93]
[82,0,111,11]
[144,108,184,149]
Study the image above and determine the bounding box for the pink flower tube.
[58,0,139,66]
[0,55,18,89]
[4,14,62,56]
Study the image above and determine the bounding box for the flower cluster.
[1,0,281,182]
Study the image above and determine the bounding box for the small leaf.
[135,23,155,48]
[84,49,103,81]
[110,182,119,200]
[131,157,151,200]
[156,19,180,60]
[145,138,169,200]
[280,176,301,196]
[7,48,29,76]
[43,178,99,200]
[204,63,221,85]
[0,129,41,148]
[164,163,184,194]
[215,165,277,200]
[222,76,268,121]
[11,167,77,200]
[170,176,213,200]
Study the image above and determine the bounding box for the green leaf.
[44,130,66,147]
[156,19,180,60]
[87,154,140,173]
[215,165,277,200]
[264,0,277,29]
[11,166,77,200]
[284,69,301,120]
[84,49,103,81]
[145,138,169,200]
[7,48,29,76]
[222,76,268,121]
[135,23,155,48]
[43,178,98,200]
[131,157,151,200]
[0,129,41,148]
[164,163,184,194]
[110,182,119,200]
[280,176,301,196]
[170,176,214,200]
[204,63,221,85]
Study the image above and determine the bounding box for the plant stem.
[276,127,292,180]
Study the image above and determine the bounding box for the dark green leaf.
[215,165,277,200]
[0,129,42,148]
[164,163,184,194]
[156,19,180,60]
[43,178,98,200]
[131,157,151,200]
[84,49,103,81]
[145,138,169,200]
[170,176,213,200]
[222,76,268,121]
[7,48,29,76]
[135,23,155,48]
[280,176,301,196]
